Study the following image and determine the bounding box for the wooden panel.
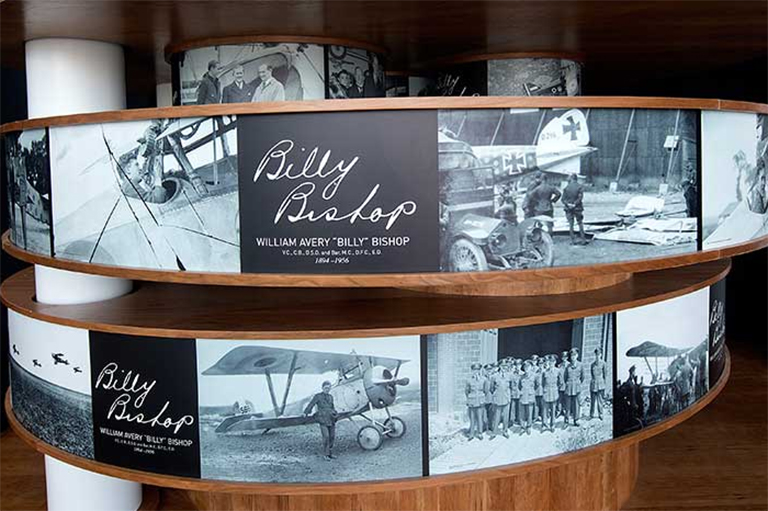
[0,259,728,339]
[3,352,730,496]
[165,35,387,59]
[6,230,763,291]
[2,97,768,133]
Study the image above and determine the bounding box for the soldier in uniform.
[518,360,537,435]
[564,348,585,427]
[562,174,587,245]
[529,354,543,423]
[529,174,562,234]
[490,361,512,438]
[522,172,543,219]
[483,364,494,432]
[465,363,487,440]
[673,355,695,410]
[303,380,339,460]
[557,351,568,418]
[590,348,607,420]
[495,186,518,225]
[509,359,522,426]
[541,355,562,432]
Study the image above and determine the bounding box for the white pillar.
[34,266,133,305]
[24,37,141,511]
[25,38,127,119]
[155,82,173,107]
[45,457,142,511]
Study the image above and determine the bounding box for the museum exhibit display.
[1,1,766,511]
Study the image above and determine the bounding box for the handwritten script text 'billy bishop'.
[253,140,418,230]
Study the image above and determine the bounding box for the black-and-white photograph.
[196,337,422,483]
[614,288,709,438]
[426,316,613,474]
[8,311,93,458]
[4,128,53,255]
[177,43,325,105]
[327,46,385,98]
[432,62,488,97]
[488,58,581,97]
[438,108,699,272]
[50,116,240,272]
[702,111,768,249]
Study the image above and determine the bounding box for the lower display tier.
[3,266,729,486]
[5,350,730,511]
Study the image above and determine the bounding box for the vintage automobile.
[445,213,554,272]
[438,131,555,272]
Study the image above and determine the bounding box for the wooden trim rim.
[0,259,729,339]
[164,35,388,62]
[3,349,730,495]
[2,97,768,133]
[3,230,759,290]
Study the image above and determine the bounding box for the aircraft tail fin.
[536,109,590,149]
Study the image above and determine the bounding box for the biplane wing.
[203,345,408,376]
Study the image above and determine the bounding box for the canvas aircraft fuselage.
[472,144,597,183]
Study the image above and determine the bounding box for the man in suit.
[303,380,338,460]
[590,348,607,420]
[465,363,487,440]
[252,64,286,102]
[196,60,221,104]
[347,67,366,98]
[490,361,512,438]
[564,348,585,427]
[222,65,255,103]
[362,52,385,97]
[541,355,562,432]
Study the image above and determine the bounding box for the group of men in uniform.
[464,348,608,439]
[495,171,588,245]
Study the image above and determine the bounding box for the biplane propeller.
[203,345,412,451]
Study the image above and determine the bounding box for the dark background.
[2,55,767,430]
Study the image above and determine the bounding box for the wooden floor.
[0,337,765,511]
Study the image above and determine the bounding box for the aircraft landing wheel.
[357,425,383,451]
[384,416,406,438]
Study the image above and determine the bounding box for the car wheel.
[449,238,489,272]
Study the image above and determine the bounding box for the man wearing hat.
[541,355,562,432]
[564,348,585,427]
[557,351,569,418]
[590,348,608,420]
[483,363,494,433]
[490,361,512,438]
[465,363,487,440]
[518,360,537,435]
[303,380,339,460]
[509,359,522,427]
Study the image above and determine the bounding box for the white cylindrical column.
[24,37,140,511]
[34,266,133,305]
[25,38,127,119]
[156,82,173,107]
[45,457,142,511]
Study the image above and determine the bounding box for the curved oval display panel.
[3,106,767,277]
[7,280,726,483]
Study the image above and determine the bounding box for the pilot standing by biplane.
[465,363,487,440]
[303,380,339,460]
[562,174,587,245]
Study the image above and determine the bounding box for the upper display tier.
[3,98,767,287]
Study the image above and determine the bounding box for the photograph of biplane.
[177,43,326,105]
[437,108,699,272]
[488,58,581,97]
[196,337,422,482]
[702,111,768,249]
[615,288,709,437]
[426,316,613,475]
[327,46,385,99]
[8,312,93,458]
[4,128,53,255]
[49,116,240,272]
